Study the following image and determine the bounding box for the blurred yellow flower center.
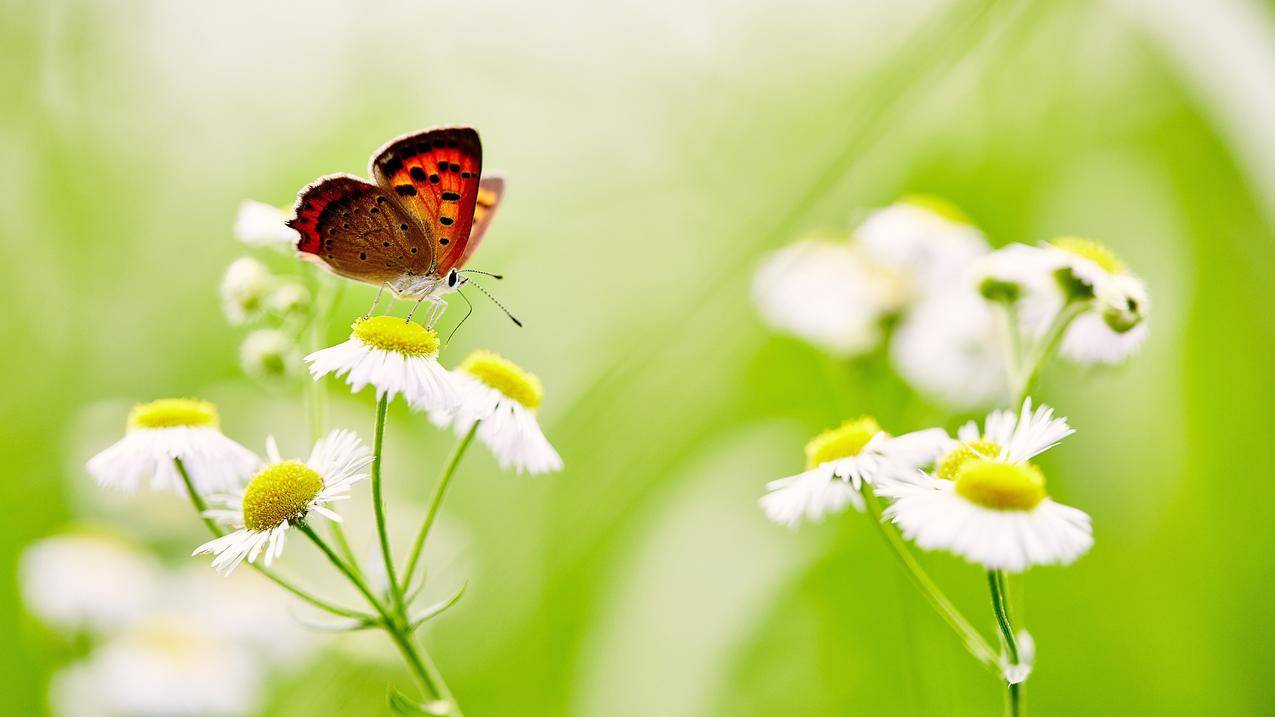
[954,458,1046,510]
[128,398,219,430]
[352,316,439,356]
[937,439,1002,481]
[901,194,971,225]
[460,350,543,409]
[241,461,323,531]
[1051,236,1125,275]
[805,416,882,469]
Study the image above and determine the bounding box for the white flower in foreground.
[752,237,901,357]
[882,398,1092,572]
[220,257,274,325]
[51,618,263,717]
[432,350,563,475]
[20,533,162,633]
[891,290,1009,409]
[855,195,988,299]
[234,199,296,249]
[760,416,951,527]
[306,316,458,412]
[194,430,371,575]
[86,398,260,494]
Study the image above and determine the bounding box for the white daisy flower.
[882,398,1092,572]
[977,238,1150,365]
[20,532,162,633]
[752,235,902,357]
[431,350,563,475]
[240,328,301,382]
[305,315,458,412]
[86,398,260,495]
[51,617,264,717]
[760,416,951,527]
[855,195,989,299]
[220,257,274,325]
[891,289,1010,409]
[194,430,372,575]
[234,199,296,249]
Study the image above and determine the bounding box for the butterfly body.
[286,128,503,302]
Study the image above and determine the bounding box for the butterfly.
[286,127,505,322]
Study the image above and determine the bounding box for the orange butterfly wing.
[287,174,433,286]
[457,176,505,269]
[370,127,482,275]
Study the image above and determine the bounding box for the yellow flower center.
[241,461,323,531]
[459,350,544,409]
[901,194,971,225]
[351,316,439,356]
[937,439,1003,481]
[954,458,1046,510]
[805,416,883,469]
[128,398,219,430]
[1051,236,1126,275]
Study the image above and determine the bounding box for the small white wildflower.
[240,329,300,382]
[19,532,162,633]
[86,399,260,494]
[882,398,1092,572]
[234,200,296,249]
[760,416,951,527]
[305,316,458,412]
[430,350,562,475]
[891,290,1010,409]
[220,257,274,325]
[752,236,901,356]
[266,282,310,315]
[855,195,989,299]
[193,430,371,575]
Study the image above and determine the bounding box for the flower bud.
[240,329,299,382]
[220,258,274,325]
[268,283,310,316]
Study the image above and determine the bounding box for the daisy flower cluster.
[753,196,1150,408]
[71,198,564,716]
[20,531,310,717]
[757,195,1150,713]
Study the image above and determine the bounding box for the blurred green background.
[4,0,1275,714]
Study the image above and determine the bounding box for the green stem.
[401,422,479,591]
[1015,300,1086,405]
[861,483,999,669]
[988,569,1024,717]
[173,458,369,620]
[370,395,408,620]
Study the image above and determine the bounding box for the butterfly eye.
[447,269,459,288]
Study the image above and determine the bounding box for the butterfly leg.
[364,283,388,319]
[405,297,427,324]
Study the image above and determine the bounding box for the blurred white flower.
[752,237,901,356]
[882,399,1092,572]
[891,289,1010,409]
[20,533,162,633]
[169,567,313,666]
[234,200,296,249]
[977,239,1150,365]
[50,617,264,717]
[306,316,458,412]
[194,430,371,575]
[267,282,311,315]
[86,399,260,495]
[220,257,274,325]
[430,350,562,475]
[855,196,988,299]
[760,416,950,527]
[240,328,300,382]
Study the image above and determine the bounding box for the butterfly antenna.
[445,289,475,346]
[459,269,504,280]
[466,279,523,327]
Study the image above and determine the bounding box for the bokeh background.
[4,0,1275,714]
